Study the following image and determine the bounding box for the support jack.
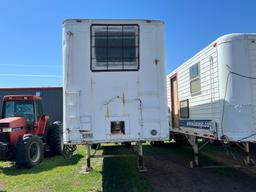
[237,142,255,166]
[82,142,148,173]
[135,142,147,172]
[188,136,200,168]
[81,144,93,173]
[187,135,255,168]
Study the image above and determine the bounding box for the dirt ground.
[141,143,256,192]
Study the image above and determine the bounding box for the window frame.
[35,100,43,119]
[189,63,201,96]
[90,24,140,72]
[179,99,189,118]
[2,100,36,129]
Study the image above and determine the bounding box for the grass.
[0,142,254,192]
[0,145,151,192]
[102,145,152,192]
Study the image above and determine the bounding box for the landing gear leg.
[137,142,147,172]
[243,142,255,166]
[188,136,199,168]
[85,144,93,172]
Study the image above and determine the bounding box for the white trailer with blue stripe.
[167,34,256,167]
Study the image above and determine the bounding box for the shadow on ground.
[101,145,152,192]
[99,142,256,192]
[142,142,256,192]
[0,154,83,176]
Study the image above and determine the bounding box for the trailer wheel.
[15,135,44,168]
[47,122,63,156]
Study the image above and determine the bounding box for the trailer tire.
[47,122,63,156]
[15,135,44,168]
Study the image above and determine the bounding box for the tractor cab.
[1,95,44,130]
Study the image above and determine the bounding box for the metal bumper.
[0,142,9,161]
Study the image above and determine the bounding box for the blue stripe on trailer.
[179,119,212,130]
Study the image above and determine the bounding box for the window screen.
[91,24,139,71]
[189,63,201,95]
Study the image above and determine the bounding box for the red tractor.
[0,95,63,168]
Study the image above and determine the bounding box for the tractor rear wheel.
[47,121,63,156]
[15,135,44,168]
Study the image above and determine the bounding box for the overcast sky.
[0,0,256,87]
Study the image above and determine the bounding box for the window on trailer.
[189,63,201,95]
[91,24,139,71]
[180,99,189,118]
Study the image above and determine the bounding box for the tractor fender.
[19,134,34,145]
[22,134,33,140]
[52,121,63,127]
[15,134,33,146]
[52,121,63,135]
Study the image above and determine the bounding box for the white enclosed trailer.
[167,34,256,167]
[63,19,169,170]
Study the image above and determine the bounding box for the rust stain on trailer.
[105,105,110,118]
[90,78,93,90]
[122,91,126,116]
[122,92,125,105]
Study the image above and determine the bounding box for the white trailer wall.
[168,34,256,142]
[63,19,169,144]
[167,43,221,138]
